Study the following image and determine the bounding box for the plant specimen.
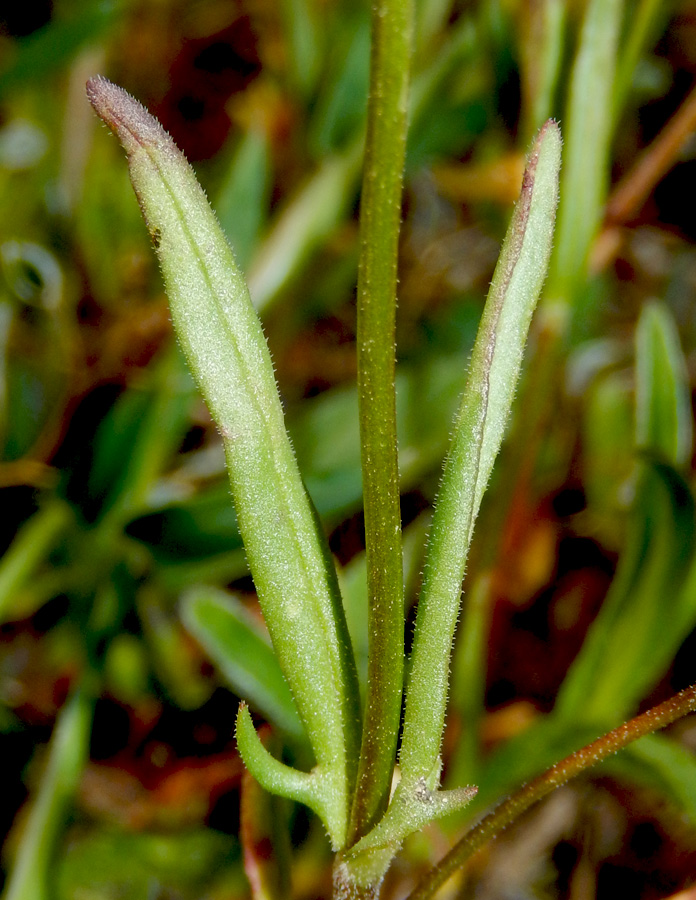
[4,2,696,899]
[83,0,564,887]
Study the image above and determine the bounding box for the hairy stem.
[349,0,413,844]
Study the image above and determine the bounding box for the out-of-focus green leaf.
[0,1,123,97]
[581,363,634,539]
[556,304,696,724]
[103,632,150,703]
[407,16,485,170]
[181,586,305,744]
[600,732,696,823]
[215,129,270,271]
[132,487,242,561]
[138,587,212,711]
[75,136,149,308]
[87,349,195,527]
[556,462,695,723]
[247,142,362,311]
[519,0,566,137]
[546,0,624,310]
[447,572,492,787]
[461,716,603,819]
[635,302,692,466]
[4,690,93,900]
[56,827,240,900]
[613,0,675,120]
[280,0,323,98]
[414,0,454,53]
[307,14,369,157]
[0,500,73,625]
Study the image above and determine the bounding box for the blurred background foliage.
[3,0,696,898]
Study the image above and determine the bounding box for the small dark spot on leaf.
[151,227,161,248]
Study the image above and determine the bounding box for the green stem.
[349,0,413,844]
[405,683,696,900]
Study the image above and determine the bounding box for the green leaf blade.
[399,119,562,787]
[87,76,360,848]
[181,587,305,744]
[635,301,693,466]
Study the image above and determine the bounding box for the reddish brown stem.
[607,82,696,225]
[406,683,696,900]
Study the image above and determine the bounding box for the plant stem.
[405,683,696,900]
[349,0,413,844]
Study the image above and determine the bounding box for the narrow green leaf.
[181,586,305,744]
[613,0,674,121]
[308,14,370,156]
[247,142,362,311]
[0,500,73,625]
[399,119,562,788]
[215,128,270,271]
[279,0,323,98]
[556,464,695,723]
[3,690,92,900]
[635,302,692,466]
[90,348,194,529]
[87,76,361,848]
[546,0,624,309]
[520,0,566,137]
[235,704,341,847]
[556,305,696,723]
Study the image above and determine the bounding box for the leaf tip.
[86,75,168,154]
[523,118,562,192]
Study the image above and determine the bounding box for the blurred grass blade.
[87,77,360,849]
[181,587,305,744]
[280,0,322,98]
[635,302,692,465]
[414,0,454,53]
[0,500,73,625]
[399,120,561,788]
[215,128,270,271]
[308,14,370,156]
[556,304,695,723]
[0,1,122,97]
[546,0,624,311]
[3,690,92,900]
[89,348,194,529]
[557,461,695,723]
[613,0,673,121]
[247,141,362,311]
[520,0,566,137]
